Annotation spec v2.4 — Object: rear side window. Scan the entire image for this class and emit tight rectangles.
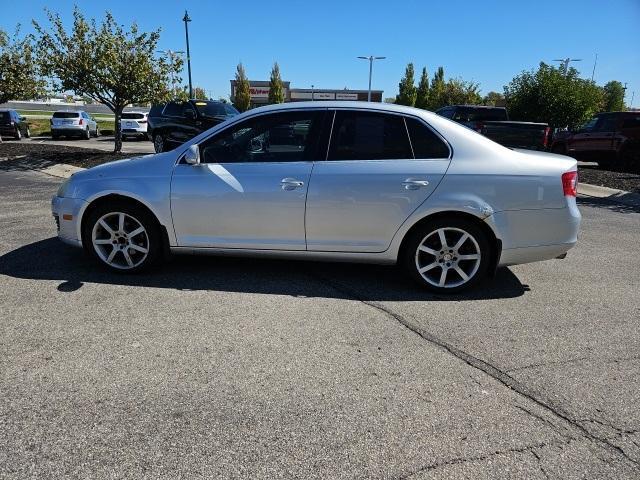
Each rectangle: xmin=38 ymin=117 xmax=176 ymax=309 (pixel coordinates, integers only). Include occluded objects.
xmin=594 ymin=116 xmax=618 ymax=132
xmin=53 ymin=112 xmax=80 ymax=118
xmin=405 ymin=118 xmax=450 ymax=159
xmin=327 ymin=111 xmax=412 ymax=160
xmin=122 ymin=112 xmax=146 ymax=120
xmin=163 ymin=102 xmax=185 ymax=117
xmin=622 ymin=116 xmax=640 ymax=129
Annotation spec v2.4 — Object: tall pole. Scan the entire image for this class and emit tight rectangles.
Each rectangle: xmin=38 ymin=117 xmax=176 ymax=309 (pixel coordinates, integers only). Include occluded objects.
xmin=358 ymin=56 xmax=385 ymax=102
xmin=368 ymin=57 xmax=373 ymax=102
xmin=591 ymin=53 xmax=598 ymax=82
xmin=183 ymin=10 xmax=193 ymax=99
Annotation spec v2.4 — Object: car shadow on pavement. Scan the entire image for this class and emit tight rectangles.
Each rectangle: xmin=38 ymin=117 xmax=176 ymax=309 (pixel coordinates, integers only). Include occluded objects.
xmin=0 ymin=238 xmax=528 ymax=302
xmin=577 ymin=196 xmax=640 ymax=214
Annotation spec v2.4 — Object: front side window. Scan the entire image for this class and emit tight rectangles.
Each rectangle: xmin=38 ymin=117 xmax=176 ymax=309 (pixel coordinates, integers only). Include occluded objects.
xmin=594 ymin=116 xmax=618 ymax=132
xmin=327 ymin=111 xmax=412 ymax=160
xmin=163 ymin=102 xmax=185 ymax=117
xmin=405 ymin=117 xmax=450 ymax=159
xmin=199 ymin=111 xmax=324 ymax=164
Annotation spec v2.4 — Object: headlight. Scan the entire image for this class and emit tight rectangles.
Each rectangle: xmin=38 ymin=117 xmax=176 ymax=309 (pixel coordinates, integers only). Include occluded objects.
xmin=57 ymin=178 xmax=71 ymax=198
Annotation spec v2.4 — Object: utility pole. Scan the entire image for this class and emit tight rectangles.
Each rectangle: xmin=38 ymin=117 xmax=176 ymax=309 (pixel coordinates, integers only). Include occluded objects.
xmin=183 ymin=10 xmax=193 ymax=99
xmin=311 ymin=85 xmax=314 ymax=101
xmin=591 ymin=53 xmax=598 ymax=82
xmin=553 ymin=57 xmax=582 ymax=75
xmin=357 ymin=56 xmax=386 ymax=101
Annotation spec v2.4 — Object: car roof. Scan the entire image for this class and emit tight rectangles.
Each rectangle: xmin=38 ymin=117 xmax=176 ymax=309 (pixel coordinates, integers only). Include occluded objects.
xmin=243 ymin=101 xmax=444 ymax=120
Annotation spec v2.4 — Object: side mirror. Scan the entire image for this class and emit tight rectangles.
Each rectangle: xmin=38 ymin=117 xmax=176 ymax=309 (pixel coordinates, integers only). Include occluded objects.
xmin=183 ymin=144 xmax=201 ymax=165
xmin=184 ymin=109 xmax=196 ymax=120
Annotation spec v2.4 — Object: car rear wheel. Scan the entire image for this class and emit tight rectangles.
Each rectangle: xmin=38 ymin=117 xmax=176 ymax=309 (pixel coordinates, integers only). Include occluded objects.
xmin=153 ymin=133 xmax=165 ymax=153
xmin=94 ymin=126 xmax=100 ymax=137
xmin=83 ymin=127 xmax=91 ymax=140
xmin=83 ymin=202 xmax=162 ymax=273
xmin=14 ymin=127 xmax=22 ymax=140
xmin=402 ymin=218 xmax=490 ymax=293
xmin=24 ymin=126 xmax=30 ymax=138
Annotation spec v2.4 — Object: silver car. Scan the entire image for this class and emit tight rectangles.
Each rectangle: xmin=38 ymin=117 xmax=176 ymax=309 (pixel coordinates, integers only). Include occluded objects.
xmin=51 ymin=102 xmax=581 ymax=292
xmin=51 ymin=110 xmax=99 ymax=140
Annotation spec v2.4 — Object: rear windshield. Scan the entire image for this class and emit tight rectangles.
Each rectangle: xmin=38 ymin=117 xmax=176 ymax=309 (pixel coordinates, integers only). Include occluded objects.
xmin=53 ymin=112 xmax=80 ymax=118
xmin=457 ymin=108 xmax=507 ymax=122
xmin=122 ymin=112 xmax=146 ymax=119
xmin=193 ymin=101 xmax=238 ymax=118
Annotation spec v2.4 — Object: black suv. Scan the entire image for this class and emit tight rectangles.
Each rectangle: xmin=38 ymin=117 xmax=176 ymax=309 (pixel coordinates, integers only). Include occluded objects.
xmin=147 ymin=99 xmax=239 ymax=153
xmin=0 ymin=109 xmax=30 ymax=140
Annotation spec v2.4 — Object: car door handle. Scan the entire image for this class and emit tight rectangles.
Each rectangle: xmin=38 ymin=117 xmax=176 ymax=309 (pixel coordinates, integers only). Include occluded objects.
xmin=402 ymin=178 xmax=430 ymax=190
xmin=281 ymin=178 xmax=305 ymax=190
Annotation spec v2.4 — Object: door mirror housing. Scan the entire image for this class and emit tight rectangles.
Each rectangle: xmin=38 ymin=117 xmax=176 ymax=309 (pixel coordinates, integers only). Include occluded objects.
xmin=184 ymin=144 xmax=201 ymax=165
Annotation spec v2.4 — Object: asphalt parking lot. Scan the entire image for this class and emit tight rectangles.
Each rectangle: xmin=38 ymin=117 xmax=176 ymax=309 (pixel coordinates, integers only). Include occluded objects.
xmin=1 ymin=168 xmax=639 ymax=479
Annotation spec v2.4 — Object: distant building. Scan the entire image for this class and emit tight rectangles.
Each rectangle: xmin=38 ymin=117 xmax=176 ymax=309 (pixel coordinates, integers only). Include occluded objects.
xmin=230 ymin=80 xmax=383 ymax=108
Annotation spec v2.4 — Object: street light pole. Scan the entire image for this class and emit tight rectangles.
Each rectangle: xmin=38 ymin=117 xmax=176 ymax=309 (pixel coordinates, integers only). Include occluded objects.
xmin=182 ymin=10 xmax=193 ymax=99
xmin=358 ymin=56 xmax=386 ymax=102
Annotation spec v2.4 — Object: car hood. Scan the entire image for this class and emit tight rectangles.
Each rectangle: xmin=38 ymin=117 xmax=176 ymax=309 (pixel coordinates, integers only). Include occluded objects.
xmin=73 ymin=152 xmax=176 ymax=180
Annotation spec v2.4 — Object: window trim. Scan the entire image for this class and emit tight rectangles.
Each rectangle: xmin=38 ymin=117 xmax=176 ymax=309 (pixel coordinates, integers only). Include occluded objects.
xmin=191 ymin=109 xmax=328 ymax=165
xmin=323 ymin=109 xmax=452 ymax=162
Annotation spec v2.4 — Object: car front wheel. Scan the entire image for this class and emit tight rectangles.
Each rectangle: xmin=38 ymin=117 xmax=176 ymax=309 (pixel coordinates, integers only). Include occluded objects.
xmin=402 ymin=218 xmax=490 ymax=293
xmin=83 ymin=202 xmax=162 ymax=273
xmin=14 ymin=127 xmax=22 ymax=140
xmin=153 ymin=133 xmax=165 ymax=153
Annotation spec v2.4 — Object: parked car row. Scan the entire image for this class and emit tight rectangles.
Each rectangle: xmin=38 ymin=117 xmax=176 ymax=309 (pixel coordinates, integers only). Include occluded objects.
xmin=0 ymin=109 xmax=30 ymax=140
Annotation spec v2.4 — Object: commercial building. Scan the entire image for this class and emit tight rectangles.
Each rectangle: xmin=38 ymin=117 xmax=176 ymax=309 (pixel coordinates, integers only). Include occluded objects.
xmin=230 ymin=80 xmax=383 ymax=108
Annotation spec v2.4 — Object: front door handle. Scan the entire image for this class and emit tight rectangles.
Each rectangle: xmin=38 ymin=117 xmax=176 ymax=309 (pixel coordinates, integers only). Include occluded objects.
xmin=402 ymin=178 xmax=430 ymax=190
xmin=281 ymin=178 xmax=305 ymax=190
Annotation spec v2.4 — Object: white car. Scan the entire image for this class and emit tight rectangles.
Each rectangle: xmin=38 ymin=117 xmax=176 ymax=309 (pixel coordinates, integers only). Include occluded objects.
xmin=51 ymin=102 xmax=581 ymax=293
xmin=119 ymin=112 xmax=149 ymax=140
xmin=50 ymin=111 xmax=99 ymax=140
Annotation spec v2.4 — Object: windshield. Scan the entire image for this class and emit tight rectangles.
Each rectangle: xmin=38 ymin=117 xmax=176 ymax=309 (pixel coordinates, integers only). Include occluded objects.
xmin=53 ymin=112 xmax=80 ymax=118
xmin=193 ymin=101 xmax=238 ymax=118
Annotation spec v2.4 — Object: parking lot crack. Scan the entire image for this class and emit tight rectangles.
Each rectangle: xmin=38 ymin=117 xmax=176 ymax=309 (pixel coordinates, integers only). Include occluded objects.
xmin=309 ymin=274 xmax=640 ymax=472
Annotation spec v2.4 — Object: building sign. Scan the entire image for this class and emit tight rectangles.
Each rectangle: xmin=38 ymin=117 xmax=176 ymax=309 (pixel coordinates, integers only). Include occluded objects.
xmin=314 ymin=92 xmax=335 ymax=100
xmin=336 ymin=93 xmax=358 ymax=100
xmin=249 ymin=87 xmax=270 ymax=98
xmin=290 ymin=91 xmax=335 ymax=100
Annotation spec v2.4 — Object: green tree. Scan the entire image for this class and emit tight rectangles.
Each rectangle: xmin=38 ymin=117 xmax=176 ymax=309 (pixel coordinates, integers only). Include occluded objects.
xmin=441 ymin=78 xmax=481 ymax=106
xmin=396 ymin=63 xmax=417 ymax=106
xmin=233 ymin=63 xmax=250 ymax=112
xmin=415 ymin=67 xmax=430 ymax=109
xmin=192 ymin=86 xmax=207 ymax=100
xmin=602 ymin=81 xmax=625 ymax=112
xmin=428 ymin=66 xmax=446 ymax=110
xmin=504 ymin=62 xmax=604 ymax=129
xmin=33 ymin=8 xmax=181 ymax=152
xmin=483 ymin=91 xmax=505 ymax=106
xmin=0 ymin=27 xmax=44 ymax=104
xmin=268 ymin=62 xmax=285 ymax=104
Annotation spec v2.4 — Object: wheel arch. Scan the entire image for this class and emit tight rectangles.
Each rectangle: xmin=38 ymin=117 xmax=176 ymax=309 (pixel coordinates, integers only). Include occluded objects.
xmin=397 ymin=210 xmax=502 ymax=277
xmin=79 ymin=193 xmax=171 ymax=258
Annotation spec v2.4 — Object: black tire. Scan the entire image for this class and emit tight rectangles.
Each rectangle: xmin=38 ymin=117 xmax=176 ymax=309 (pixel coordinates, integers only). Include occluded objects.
xmin=83 ymin=127 xmax=91 ymax=140
xmin=94 ymin=126 xmax=100 ymax=138
xmin=82 ymin=200 xmax=163 ymax=273
xmin=51 ymin=133 xmax=59 ymax=140
xmin=14 ymin=127 xmax=22 ymax=140
xmin=401 ymin=217 xmax=491 ymax=294
xmin=24 ymin=126 xmax=30 ymax=138
xmin=620 ymin=146 xmax=640 ymax=173
xmin=153 ymin=133 xmax=166 ymax=153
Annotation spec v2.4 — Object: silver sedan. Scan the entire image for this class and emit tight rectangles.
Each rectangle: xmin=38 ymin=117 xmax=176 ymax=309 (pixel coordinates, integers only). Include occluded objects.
xmin=51 ymin=102 xmax=581 ymax=293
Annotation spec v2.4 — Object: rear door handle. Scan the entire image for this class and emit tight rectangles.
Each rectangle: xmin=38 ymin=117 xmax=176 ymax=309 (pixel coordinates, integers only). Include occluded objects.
xmin=281 ymin=178 xmax=305 ymax=190
xmin=402 ymin=178 xmax=430 ymax=190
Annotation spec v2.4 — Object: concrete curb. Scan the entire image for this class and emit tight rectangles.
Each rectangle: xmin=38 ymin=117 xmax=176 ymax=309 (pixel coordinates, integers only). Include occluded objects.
xmin=578 ymin=183 xmax=640 ymax=208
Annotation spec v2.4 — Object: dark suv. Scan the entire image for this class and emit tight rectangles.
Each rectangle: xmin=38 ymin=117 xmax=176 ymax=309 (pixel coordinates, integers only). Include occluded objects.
xmin=0 ymin=109 xmax=30 ymax=140
xmin=147 ymin=99 xmax=239 ymax=153
xmin=551 ymin=111 xmax=640 ymax=171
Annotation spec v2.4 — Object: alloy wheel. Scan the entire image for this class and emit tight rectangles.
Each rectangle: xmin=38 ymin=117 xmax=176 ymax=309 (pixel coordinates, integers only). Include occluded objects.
xmin=414 ymin=227 xmax=482 ymax=289
xmin=154 ymin=134 xmax=164 ymax=153
xmin=91 ymin=212 xmax=150 ymax=270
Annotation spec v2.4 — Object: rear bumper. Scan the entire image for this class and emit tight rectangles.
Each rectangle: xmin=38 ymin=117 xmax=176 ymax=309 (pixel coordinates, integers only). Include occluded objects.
xmin=51 ymin=196 xmax=86 ymax=248
xmin=51 ymin=126 xmax=86 ymax=136
xmin=489 ymin=199 xmax=581 ymax=267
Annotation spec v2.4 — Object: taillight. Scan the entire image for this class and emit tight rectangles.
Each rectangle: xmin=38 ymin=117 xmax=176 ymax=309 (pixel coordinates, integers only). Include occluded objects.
xmin=79 ymin=118 xmax=83 ymax=125
xmin=562 ymin=171 xmax=578 ymax=197
xmin=543 ymin=127 xmax=551 ymax=148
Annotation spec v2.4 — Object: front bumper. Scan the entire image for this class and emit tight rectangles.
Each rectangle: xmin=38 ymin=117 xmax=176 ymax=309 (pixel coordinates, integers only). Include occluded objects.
xmin=51 ymin=196 xmax=87 ymax=247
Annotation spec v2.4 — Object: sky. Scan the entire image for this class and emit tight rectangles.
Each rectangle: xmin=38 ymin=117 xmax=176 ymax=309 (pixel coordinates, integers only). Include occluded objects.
xmin=2 ymin=0 xmax=639 ymax=106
